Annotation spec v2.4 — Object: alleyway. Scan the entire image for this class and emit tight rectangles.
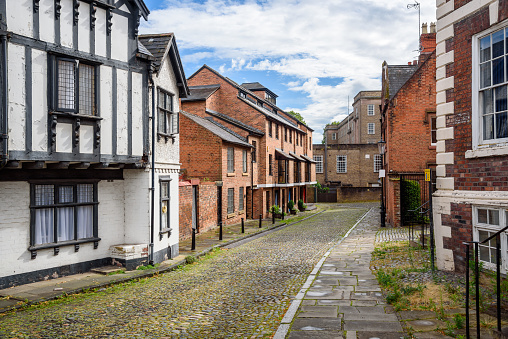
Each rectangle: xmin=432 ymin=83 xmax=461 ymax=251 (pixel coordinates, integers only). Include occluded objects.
xmin=0 ymin=204 xmax=373 ymax=338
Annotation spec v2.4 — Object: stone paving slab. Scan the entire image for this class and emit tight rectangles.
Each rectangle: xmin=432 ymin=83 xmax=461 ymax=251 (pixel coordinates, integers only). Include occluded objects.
xmin=291 ymin=318 xmax=342 ymax=331
xmin=344 ymin=320 xmax=403 ymax=332
xmin=297 ymin=306 xmax=339 ymax=318
xmin=357 ymin=331 xmax=406 ymax=339
xmin=288 ymin=331 xmax=343 ymax=339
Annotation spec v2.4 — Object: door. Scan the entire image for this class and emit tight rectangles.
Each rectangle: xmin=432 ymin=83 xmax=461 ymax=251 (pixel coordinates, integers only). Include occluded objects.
xmin=217 ymin=186 xmax=222 ymax=225
xmin=192 ymin=185 xmax=198 ymax=232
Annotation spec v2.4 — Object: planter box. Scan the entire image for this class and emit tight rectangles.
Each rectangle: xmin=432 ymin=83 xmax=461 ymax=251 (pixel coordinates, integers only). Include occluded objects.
xmin=290 ymin=209 xmax=298 ymax=215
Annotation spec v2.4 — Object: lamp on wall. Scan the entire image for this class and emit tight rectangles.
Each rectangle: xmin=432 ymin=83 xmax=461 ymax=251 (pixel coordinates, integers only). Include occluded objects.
xmin=378 ymin=139 xmax=386 ymax=227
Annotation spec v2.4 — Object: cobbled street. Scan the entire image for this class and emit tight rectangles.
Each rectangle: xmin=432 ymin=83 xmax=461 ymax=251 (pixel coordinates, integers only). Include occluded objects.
xmin=0 ymin=204 xmax=372 ymax=339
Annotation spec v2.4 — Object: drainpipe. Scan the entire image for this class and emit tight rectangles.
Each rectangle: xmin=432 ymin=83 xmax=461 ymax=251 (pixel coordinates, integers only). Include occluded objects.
xmin=0 ymin=35 xmax=8 ymax=169
xmin=251 ymin=141 xmax=254 ymax=219
xmin=149 ymin=66 xmax=155 ymax=265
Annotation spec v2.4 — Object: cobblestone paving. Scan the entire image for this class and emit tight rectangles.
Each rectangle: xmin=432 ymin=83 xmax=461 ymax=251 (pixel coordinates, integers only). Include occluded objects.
xmin=375 ymin=225 xmax=421 ymax=243
xmin=0 ymin=204 xmax=372 ymax=339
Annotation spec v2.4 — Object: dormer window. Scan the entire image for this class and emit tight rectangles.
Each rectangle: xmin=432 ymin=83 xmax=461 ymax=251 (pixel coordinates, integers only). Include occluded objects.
xmin=158 ymin=89 xmax=178 ymax=139
xmin=257 ymin=100 xmax=263 ymax=107
xmin=239 ymin=91 xmax=247 ymax=99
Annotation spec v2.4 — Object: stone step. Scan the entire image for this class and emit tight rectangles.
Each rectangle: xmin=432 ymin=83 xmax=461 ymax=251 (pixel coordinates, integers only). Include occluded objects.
xmin=90 ymin=266 xmax=125 ymax=275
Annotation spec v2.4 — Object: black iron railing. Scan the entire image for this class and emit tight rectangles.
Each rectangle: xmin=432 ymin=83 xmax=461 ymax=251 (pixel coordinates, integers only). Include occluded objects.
xmin=464 ymin=224 xmax=508 ymax=338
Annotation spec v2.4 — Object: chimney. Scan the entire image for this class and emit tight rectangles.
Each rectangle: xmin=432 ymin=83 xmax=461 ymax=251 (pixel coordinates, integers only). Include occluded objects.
xmin=422 ymin=22 xmax=428 ymax=34
xmin=408 ymin=62 xmax=412 ymax=65
xmin=413 ymin=60 xmax=418 ymax=65
xmin=430 ymin=22 xmax=436 ymax=33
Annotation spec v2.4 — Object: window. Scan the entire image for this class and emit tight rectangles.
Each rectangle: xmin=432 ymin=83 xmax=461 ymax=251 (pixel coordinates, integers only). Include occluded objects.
xmin=474 ymin=207 xmax=508 ymax=272
xmin=289 ymin=130 xmax=292 ymax=143
xmin=309 ymin=137 xmax=311 ymax=149
xmin=239 ymin=187 xmax=244 ymax=211
xmin=314 ymin=155 xmax=323 ymax=173
xmin=31 ymin=183 xmax=97 ymax=246
xmin=239 ymin=91 xmax=247 ymax=98
xmin=332 ymin=133 xmax=337 ymax=140
xmin=227 ymin=188 xmax=235 ymax=214
xmin=374 ymin=154 xmax=382 ymax=172
xmin=242 ymin=149 xmax=248 ymax=173
xmin=475 ymin=27 xmax=508 ymax=145
xmin=56 ymin=58 xmax=96 ymax=115
xmin=368 ymin=104 xmax=375 ymax=116
xmin=252 ymin=141 xmax=257 ymax=162
xmin=296 ymin=133 xmax=299 ymax=146
xmin=300 ymin=134 xmax=303 ymax=146
xmin=368 ymin=123 xmax=375 ymax=135
xmin=285 ymin=127 xmax=288 ymax=142
xmin=269 ymin=154 xmax=273 ymax=176
xmin=275 ymin=124 xmax=279 ymax=139
xmin=266 ymin=191 xmax=270 ymax=212
xmin=257 ymin=100 xmax=263 ymax=107
xmin=336 ymin=155 xmax=347 ymax=173
xmin=160 ymin=180 xmax=170 ymax=231
xmin=269 ymin=121 xmax=272 ymax=137
xmin=431 ymin=116 xmax=437 ymax=145
xmin=158 ymin=89 xmax=178 ymax=136
xmin=227 ymin=147 xmax=235 ymax=173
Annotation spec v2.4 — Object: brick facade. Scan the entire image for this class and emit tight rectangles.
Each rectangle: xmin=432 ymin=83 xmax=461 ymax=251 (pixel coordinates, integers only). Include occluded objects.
xmin=179 ymin=181 xmax=218 ymax=241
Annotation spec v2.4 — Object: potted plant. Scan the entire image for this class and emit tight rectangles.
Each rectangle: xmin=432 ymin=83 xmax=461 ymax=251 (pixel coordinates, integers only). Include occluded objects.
xmin=288 ymin=200 xmax=298 ymax=215
xmin=297 ymin=199 xmax=307 ymax=212
xmin=270 ymin=205 xmax=282 ymax=219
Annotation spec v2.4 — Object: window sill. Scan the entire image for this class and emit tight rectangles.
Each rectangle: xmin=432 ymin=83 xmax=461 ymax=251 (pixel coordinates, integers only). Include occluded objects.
xmin=28 ymin=237 xmax=101 ymax=259
xmin=227 ymin=213 xmax=236 ymax=219
xmin=157 ymin=132 xmax=176 ymax=143
xmin=50 ymin=111 xmax=103 ymax=120
xmin=227 ymin=173 xmax=235 ymax=177
xmin=466 ymin=144 xmax=508 ymax=159
xmin=159 ymin=227 xmax=172 ymax=240
xmin=242 ymin=173 xmax=249 ymax=176
xmin=239 ymin=210 xmax=244 ymax=215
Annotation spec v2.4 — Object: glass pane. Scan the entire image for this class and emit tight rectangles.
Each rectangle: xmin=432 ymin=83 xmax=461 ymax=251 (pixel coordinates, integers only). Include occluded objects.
xmin=480 ymin=245 xmax=490 ymax=262
xmin=58 ymin=60 xmax=75 ymax=109
xmin=479 ymin=230 xmax=490 ymax=242
xmin=161 ymin=201 xmax=168 ymax=229
xmin=490 ymin=248 xmax=498 ymax=264
xmin=493 ymin=30 xmax=504 ymax=58
xmin=34 ymin=208 xmax=54 ymax=244
xmin=493 ymin=58 xmax=505 ymax=85
xmin=161 ymin=182 xmax=168 ymax=198
xmin=158 ymin=111 xmax=165 ymax=133
xmin=495 ymin=85 xmax=507 ymax=112
xmin=79 ymin=64 xmax=95 ymax=115
xmin=77 ymin=184 xmax=93 ymax=203
xmin=171 ymin=113 xmax=178 ymax=134
xmin=77 ymin=205 xmax=93 ymax=238
xmin=496 ymin=112 xmax=508 ymax=138
xmin=480 ymin=35 xmax=491 ymax=62
xmin=480 ymin=62 xmax=491 ymax=88
xmin=478 ymin=209 xmax=488 ymax=224
xmin=481 ymin=89 xmax=494 ymax=114
xmin=484 ymin=114 xmax=494 ymax=140
xmin=57 ymin=207 xmax=74 ymax=241
xmin=489 ymin=209 xmax=500 ymax=225
xmin=35 ymin=185 xmax=54 ymax=205
xmin=59 ymin=186 xmax=74 ymax=203
xmin=158 ymin=92 xmax=165 ymax=108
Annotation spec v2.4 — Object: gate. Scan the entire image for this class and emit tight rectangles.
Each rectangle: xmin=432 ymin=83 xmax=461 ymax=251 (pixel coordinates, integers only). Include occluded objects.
xmin=399 ymin=173 xmax=435 ymax=226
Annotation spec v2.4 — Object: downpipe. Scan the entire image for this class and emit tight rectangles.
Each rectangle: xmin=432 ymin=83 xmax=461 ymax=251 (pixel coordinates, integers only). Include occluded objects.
xmin=0 ymin=34 xmax=8 ymax=169
xmin=148 ymin=70 xmax=155 ymax=265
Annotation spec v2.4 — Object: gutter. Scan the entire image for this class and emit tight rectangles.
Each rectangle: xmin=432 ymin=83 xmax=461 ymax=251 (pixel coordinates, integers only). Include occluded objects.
xmin=0 ymin=34 xmax=8 ymax=169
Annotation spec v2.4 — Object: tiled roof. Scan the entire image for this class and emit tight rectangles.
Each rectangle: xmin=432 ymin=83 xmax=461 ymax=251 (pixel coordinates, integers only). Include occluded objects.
xmin=386 ymin=65 xmax=418 ymax=99
xmin=205 ymin=109 xmax=264 ymax=136
xmin=204 ymin=117 xmax=248 ymax=142
xmin=181 ymin=111 xmax=253 ymax=148
xmin=183 ymin=85 xmax=220 ymax=102
xmin=241 ymin=82 xmax=265 ymax=90
xmin=275 ymin=148 xmax=292 ymax=160
xmin=137 ymin=40 xmax=153 ymax=58
xmin=138 ymin=33 xmax=173 ymax=72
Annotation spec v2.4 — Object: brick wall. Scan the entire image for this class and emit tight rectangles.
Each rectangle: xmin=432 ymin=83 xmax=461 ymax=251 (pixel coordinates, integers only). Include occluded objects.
xmin=179 ymin=181 xmax=218 ymax=241
xmin=441 ymin=203 xmax=472 ymax=273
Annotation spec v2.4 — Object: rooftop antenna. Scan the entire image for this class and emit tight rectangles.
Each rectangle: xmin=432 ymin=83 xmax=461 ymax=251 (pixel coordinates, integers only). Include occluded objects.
xmin=407 ymin=0 xmax=422 ymax=52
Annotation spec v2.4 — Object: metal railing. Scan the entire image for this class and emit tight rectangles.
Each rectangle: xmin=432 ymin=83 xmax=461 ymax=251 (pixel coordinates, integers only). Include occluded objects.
xmin=464 ymin=224 xmax=508 ymax=338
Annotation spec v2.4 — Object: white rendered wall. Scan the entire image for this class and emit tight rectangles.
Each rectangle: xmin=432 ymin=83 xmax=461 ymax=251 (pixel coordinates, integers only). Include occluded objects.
xmin=32 ymin=49 xmax=48 ymax=153
xmin=111 ymin=15 xmax=129 ymax=63
xmin=95 ymin=8 xmax=107 ymax=58
xmin=123 ymin=170 xmax=150 ymax=244
xmin=132 ymin=72 xmax=143 ymax=157
xmin=6 ymin=0 xmax=33 ymax=38
xmin=56 ymin=123 xmax=72 ymax=153
xmin=39 ymin=0 xmax=55 ymax=43
xmin=116 ymin=69 xmax=129 ymax=156
xmin=79 ymin=125 xmax=94 ymax=154
xmin=78 ymin=2 xmax=90 ymax=54
xmin=7 ymin=43 xmax=26 ymax=152
xmin=60 ymin=0 xmax=74 ymax=49
xmin=100 ymin=65 xmax=113 ymax=155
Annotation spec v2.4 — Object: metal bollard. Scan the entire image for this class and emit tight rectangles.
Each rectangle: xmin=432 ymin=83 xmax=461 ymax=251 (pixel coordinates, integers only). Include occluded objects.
xmin=219 ymin=222 xmax=223 ymax=240
xmin=241 ymin=218 xmax=244 ymax=234
xmin=191 ymin=228 xmax=196 ymax=251
xmin=282 ymin=211 xmax=284 ymax=220
xmin=259 ymin=214 xmax=262 ymax=228
xmin=272 ymin=212 xmax=275 ymax=224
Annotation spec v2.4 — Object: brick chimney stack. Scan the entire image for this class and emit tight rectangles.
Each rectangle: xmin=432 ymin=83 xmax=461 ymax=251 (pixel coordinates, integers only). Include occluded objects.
xmin=419 ymin=22 xmax=436 ymax=63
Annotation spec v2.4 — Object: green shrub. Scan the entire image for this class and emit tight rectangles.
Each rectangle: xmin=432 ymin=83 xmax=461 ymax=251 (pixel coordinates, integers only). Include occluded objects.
xmin=270 ymin=205 xmax=281 ymax=214
xmin=288 ymin=200 xmax=295 ymax=211
xmin=297 ymin=199 xmax=306 ymax=210
xmin=313 ymin=182 xmax=329 ymax=193
xmin=401 ymin=179 xmax=422 ymax=223
xmin=185 ymin=255 xmax=196 ymax=264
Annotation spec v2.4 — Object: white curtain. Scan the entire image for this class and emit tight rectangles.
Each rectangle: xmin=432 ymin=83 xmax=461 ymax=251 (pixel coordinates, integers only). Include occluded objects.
xmin=34 ymin=208 xmax=54 ymax=244
xmin=77 ymin=206 xmax=93 ymax=239
xmin=57 ymin=207 xmax=74 ymax=241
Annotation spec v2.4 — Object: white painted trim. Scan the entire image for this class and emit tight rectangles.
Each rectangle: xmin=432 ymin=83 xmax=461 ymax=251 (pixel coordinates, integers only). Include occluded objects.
xmin=465 ymin=144 xmax=508 ymax=158
xmin=255 ymin=182 xmax=316 ymax=189
xmin=490 ymin=1 xmax=499 ymax=25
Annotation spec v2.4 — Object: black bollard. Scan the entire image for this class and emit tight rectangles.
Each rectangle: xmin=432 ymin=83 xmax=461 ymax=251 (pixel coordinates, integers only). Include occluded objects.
xmin=272 ymin=212 xmax=275 ymax=224
xmin=259 ymin=214 xmax=262 ymax=228
xmin=241 ymin=218 xmax=244 ymax=233
xmin=191 ymin=227 xmax=196 ymax=250
xmin=282 ymin=211 xmax=284 ymax=220
xmin=219 ymin=222 xmax=223 ymax=240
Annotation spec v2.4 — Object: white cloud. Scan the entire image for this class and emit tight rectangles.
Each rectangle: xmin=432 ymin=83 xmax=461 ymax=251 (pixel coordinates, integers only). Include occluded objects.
xmin=141 ymin=0 xmax=436 ymax=136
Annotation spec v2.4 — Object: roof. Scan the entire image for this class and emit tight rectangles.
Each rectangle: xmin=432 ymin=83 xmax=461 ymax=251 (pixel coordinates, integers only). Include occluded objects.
xmin=138 ymin=33 xmax=190 ymax=97
xmin=385 ymin=64 xmax=418 ymax=100
xmin=130 ymin=0 xmax=150 ymax=20
xmin=300 ymin=154 xmax=317 ymax=163
xmin=182 ymin=85 xmax=221 ymax=102
xmin=137 ymin=40 xmax=153 ymax=59
xmin=288 ymin=152 xmax=304 ymax=162
xmin=241 ymin=82 xmax=278 ymax=98
xmin=181 ymin=111 xmax=253 ymax=148
xmin=275 ymin=148 xmax=292 ymax=160
xmin=205 ymin=109 xmax=264 ymax=136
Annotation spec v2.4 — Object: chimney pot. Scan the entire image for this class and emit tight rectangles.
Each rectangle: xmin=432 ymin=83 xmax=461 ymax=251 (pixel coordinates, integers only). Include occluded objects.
xmin=422 ymin=22 xmax=428 ymax=34
xmin=408 ymin=62 xmax=412 ymax=65
xmin=430 ymin=22 xmax=436 ymax=33
xmin=413 ymin=60 xmax=418 ymax=65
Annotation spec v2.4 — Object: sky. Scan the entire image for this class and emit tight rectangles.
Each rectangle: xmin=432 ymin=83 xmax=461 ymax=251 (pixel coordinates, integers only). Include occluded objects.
xmin=139 ymin=0 xmax=437 ymax=142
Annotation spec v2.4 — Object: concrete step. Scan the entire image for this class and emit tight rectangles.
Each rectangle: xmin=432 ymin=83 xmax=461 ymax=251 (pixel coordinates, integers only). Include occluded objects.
xmin=90 ymin=266 xmax=125 ymax=275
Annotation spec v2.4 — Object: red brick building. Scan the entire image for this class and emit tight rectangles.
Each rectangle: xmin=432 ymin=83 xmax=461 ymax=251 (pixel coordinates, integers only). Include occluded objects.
xmin=181 ymin=65 xmax=316 ymax=223
xmin=434 ymin=0 xmax=508 ymax=273
xmin=380 ymin=24 xmax=437 ymax=227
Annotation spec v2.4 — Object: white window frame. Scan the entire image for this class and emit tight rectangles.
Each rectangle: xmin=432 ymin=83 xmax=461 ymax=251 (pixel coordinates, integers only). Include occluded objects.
xmin=471 ymin=22 xmax=508 ymax=153
xmin=374 ymin=154 xmax=382 ymax=172
xmin=314 ymin=155 xmax=323 ymax=173
xmin=332 ymin=133 xmax=337 ymax=140
xmin=367 ymin=104 xmax=375 ymax=116
xmin=242 ymin=149 xmax=248 ymax=173
xmin=430 ymin=116 xmax=437 ymax=146
xmin=367 ymin=123 xmax=375 ymax=135
xmin=473 ymin=206 xmax=508 ymax=273
xmin=227 ymin=147 xmax=235 ymax=173
xmin=336 ymin=155 xmax=347 ymax=173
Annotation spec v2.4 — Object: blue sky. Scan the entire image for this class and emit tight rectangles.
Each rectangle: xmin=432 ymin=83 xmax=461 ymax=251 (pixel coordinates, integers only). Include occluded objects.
xmin=140 ymin=0 xmax=436 ymax=141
